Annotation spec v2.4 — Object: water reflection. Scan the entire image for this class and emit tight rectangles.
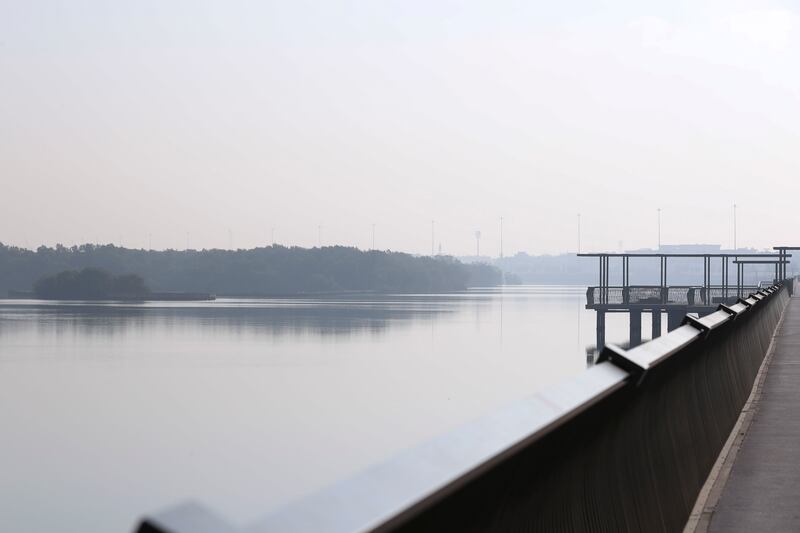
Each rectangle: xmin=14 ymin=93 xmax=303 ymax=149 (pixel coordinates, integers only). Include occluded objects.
xmin=0 ymin=286 xmax=620 ymax=533
xmin=0 ymin=299 xmax=459 ymax=339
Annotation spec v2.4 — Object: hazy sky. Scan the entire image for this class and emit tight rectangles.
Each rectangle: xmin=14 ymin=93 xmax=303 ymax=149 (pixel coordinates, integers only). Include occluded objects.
xmin=2 ymin=1 xmax=799 ymax=255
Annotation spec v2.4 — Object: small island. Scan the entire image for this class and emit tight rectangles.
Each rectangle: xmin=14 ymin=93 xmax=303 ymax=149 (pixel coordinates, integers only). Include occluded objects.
xmin=34 ymin=268 xmax=150 ymax=299
xmin=33 ymin=267 xmax=214 ymax=301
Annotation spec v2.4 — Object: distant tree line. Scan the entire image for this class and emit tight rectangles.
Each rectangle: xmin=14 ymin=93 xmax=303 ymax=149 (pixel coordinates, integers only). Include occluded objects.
xmin=34 ymin=268 xmax=149 ymax=299
xmin=0 ymin=243 xmax=507 ymax=296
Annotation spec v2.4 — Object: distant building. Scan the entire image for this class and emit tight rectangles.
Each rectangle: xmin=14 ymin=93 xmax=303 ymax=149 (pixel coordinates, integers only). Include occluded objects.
xmin=624 ymin=244 xmax=723 ymax=254
xmin=658 ymin=244 xmax=722 ymax=254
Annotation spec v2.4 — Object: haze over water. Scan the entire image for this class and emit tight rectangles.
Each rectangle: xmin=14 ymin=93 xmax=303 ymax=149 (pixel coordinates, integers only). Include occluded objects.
xmin=0 ymin=286 xmax=637 ymax=532
xmin=4 ymin=2 xmax=800 ymax=532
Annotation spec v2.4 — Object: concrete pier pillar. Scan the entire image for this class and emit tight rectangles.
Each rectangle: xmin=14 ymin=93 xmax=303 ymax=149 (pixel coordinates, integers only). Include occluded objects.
xmin=629 ymin=310 xmax=642 ymax=348
xmin=651 ymin=310 xmax=662 ymax=339
xmin=596 ymin=311 xmax=606 ymax=350
xmin=667 ymin=309 xmax=684 ymax=331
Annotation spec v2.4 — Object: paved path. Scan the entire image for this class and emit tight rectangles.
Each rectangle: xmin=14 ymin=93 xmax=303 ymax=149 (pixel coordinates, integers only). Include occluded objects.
xmin=709 ymin=296 xmax=800 ymax=532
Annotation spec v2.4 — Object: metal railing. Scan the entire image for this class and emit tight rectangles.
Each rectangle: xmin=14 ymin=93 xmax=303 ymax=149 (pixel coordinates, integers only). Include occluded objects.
xmin=137 ymin=282 xmax=791 ymax=533
xmin=587 ymin=285 xmax=761 ymax=306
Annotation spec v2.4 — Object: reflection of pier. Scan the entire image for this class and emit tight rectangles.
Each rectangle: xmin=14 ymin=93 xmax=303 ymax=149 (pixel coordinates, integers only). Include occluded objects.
xmin=580 ymin=252 xmax=790 ymax=349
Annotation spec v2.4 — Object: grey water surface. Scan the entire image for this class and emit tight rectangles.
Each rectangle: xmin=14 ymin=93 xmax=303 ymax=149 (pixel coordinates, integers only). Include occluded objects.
xmin=0 ymin=286 xmax=636 ymax=532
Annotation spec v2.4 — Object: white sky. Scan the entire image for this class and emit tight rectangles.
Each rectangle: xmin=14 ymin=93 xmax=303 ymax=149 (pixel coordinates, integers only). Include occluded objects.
xmin=2 ymin=1 xmax=799 ymax=255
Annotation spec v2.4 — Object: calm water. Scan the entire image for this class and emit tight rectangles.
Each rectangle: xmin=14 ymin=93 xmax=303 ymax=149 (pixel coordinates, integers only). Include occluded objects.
xmin=0 ymin=286 xmax=636 ymax=532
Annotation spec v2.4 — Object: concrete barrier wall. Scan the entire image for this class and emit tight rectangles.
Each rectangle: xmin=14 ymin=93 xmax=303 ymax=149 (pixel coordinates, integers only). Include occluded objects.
xmin=137 ymin=284 xmax=790 ymax=533
xmin=387 ymin=287 xmax=788 ymax=533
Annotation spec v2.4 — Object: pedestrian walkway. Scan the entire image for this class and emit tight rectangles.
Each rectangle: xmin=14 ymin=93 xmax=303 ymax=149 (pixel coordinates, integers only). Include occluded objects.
xmin=709 ymin=296 xmax=800 ymax=531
